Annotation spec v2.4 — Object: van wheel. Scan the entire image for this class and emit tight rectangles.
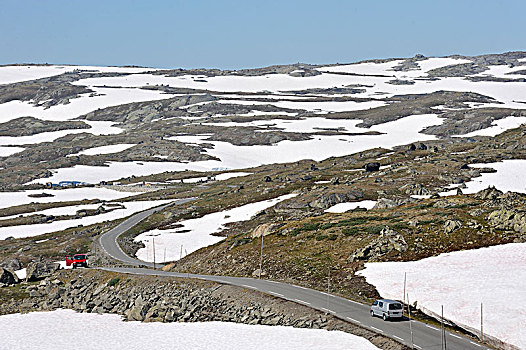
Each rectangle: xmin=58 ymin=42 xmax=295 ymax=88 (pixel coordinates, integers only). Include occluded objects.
xmin=382 ymin=314 xmax=387 ymax=321
xmin=370 ymin=310 xmax=374 ymax=317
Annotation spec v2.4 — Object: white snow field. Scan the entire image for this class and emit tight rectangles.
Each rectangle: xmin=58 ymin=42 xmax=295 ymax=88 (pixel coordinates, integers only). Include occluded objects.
xmin=0 ymin=64 xmax=157 ymax=85
xmin=462 ymin=160 xmax=526 ymax=194
xmin=0 ymin=200 xmax=172 ymax=240
xmin=359 ymin=243 xmax=526 ymax=349
xmin=72 ymin=57 xmax=526 ymax=109
xmin=135 ymin=194 xmax=296 ymax=262
xmin=411 ymin=160 xmax=526 ymax=200
xmin=0 ymin=87 xmax=174 ymax=124
xmin=0 ymin=203 xmax=102 ymax=221
xmin=0 ymin=187 xmax=141 ymax=210
xmin=324 ymin=200 xmax=377 ymax=213
xmin=32 ymin=114 xmax=443 ymax=184
xmin=69 ymin=143 xmax=136 ymax=156
xmin=0 ymin=146 xmax=25 ymax=156
xmin=0 ymin=121 xmax=123 ymax=147
xmin=456 ymin=115 xmax=526 ymax=137
xmin=173 ymin=172 xmax=252 ymax=184
xmin=0 ymin=309 xmax=379 ymax=350
xmin=204 ymin=117 xmax=365 ymax=133
xmin=216 ymin=98 xmax=387 ymax=113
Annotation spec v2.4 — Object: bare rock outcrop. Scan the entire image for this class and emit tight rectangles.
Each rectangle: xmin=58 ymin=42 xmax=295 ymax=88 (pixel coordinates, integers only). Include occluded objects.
xmin=349 ymin=227 xmax=407 ymax=262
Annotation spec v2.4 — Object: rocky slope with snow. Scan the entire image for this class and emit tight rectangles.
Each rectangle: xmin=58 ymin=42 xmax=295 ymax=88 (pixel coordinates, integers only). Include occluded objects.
xmin=1 ymin=52 xmax=526 ymax=349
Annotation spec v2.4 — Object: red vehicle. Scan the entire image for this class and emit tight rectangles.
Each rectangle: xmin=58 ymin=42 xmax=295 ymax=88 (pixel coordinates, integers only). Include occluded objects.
xmin=66 ymin=254 xmax=88 ymax=268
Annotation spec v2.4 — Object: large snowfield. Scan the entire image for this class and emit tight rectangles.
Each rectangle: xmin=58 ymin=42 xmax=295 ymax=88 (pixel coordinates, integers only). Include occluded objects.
xmin=32 ymin=113 xmax=443 ymax=184
xmin=463 ymin=160 xmax=526 ymax=194
xmin=135 ymin=194 xmax=296 ymax=262
xmin=0 ymin=309 xmax=380 ymax=350
xmin=359 ymin=243 xmax=526 ymax=349
xmin=0 ymin=186 xmax=141 ymax=209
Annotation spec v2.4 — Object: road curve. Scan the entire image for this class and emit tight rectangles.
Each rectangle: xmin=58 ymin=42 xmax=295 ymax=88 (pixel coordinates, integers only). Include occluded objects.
xmin=98 ymin=198 xmax=195 ymax=267
xmin=98 ymin=201 xmax=488 ymax=350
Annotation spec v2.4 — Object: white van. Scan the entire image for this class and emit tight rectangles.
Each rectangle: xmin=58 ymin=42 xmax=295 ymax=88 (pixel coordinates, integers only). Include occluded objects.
xmin=370 ymin=299 xmax=403 ymax=320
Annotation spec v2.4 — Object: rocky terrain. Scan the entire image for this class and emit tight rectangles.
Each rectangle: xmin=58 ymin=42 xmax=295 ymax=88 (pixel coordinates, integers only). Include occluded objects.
xmin=0 ymin=117 xmax=89 ymax=136
xmin=1 ymin=51 xmax=526 ymax=348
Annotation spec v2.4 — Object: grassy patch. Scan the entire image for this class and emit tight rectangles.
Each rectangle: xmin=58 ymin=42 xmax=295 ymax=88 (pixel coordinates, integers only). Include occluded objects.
xmin=107 ymin=278 xmax=120 ymax=287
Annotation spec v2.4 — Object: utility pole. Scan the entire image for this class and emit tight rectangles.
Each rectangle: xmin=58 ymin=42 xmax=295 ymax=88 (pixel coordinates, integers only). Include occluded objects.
xmin=440 ymin=305 xmax=446 ymax=350
xmin=403 ymin=272 xmax=407 ymax=317
xmin=326 ymin=267 xmax=331 ymax=314
xmin=152 ymin=237 xmax=156 ymax=269
xmin=258 ymin=232 xmax=264 ymax=279
xmin=408 ymin=293 xmax=414 ymax=350
xmin=481 ymin=303 xmax=484 ymax=342
xmin=180 ymin=245 xmax=183 ymax=260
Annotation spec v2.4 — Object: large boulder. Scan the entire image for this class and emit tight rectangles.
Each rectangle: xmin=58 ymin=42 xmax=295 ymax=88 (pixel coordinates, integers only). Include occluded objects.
xmin=401 ymin=183 xmax=431 ymax=196
xmin=0 ymin=257 xmax=22 ymax=271
xmin=364 ymin=162 xmax=380 ymax=172
xmin=474 ymin=186 xmax=503 ymax=200
xmin=443 ymin=220 xmax=462 ymax=234
xmin=25 ymin=262 xmax=60 ymax=282
xmin=349 ymin=227 xmax=407 ymax=262
xmin=309 ymin=190 xmax=363 ymax=209
xmin=487 ymin=208 xmax=526 ymax=234
xmin=373 ymin=198 xmax=399 ymax=209
xmin=0 ymin=267 xmax=19 ymax=286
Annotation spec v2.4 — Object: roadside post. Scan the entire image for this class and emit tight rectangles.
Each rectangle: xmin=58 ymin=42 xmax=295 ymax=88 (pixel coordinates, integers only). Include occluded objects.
xmin=152 ymin=237 xmax=156 ymax=269
xmin=408 ymin=293 xmax=414 ymax=350
xmin=326 ymin=267 xmax=331 ymax=314
xmin=441 ymin=305 xmax=447 ymax=350
xmin=258 ymin=230 xmax=264 ymax=279
xmin=402 ymin=272 xmax=409 ymax=317
xmin=481 ymin=303 xmax=484 ymax=342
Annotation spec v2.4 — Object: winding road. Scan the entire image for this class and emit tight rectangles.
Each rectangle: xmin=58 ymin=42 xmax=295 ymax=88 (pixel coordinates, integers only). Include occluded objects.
xmin=98 ymin=199 xmax=489 ymax=350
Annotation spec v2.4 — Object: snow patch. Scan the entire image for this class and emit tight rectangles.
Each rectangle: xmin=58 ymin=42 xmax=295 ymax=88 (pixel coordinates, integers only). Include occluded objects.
xmin=0 ymin=200 xmax=172 ymax=240
xmin=69 ymin=143 xmax=136 ymax=156
xmin=0 ymin=309 xmax=379 ymax=350
xmin=135 ymin=194 xmax=296 ymax=262
xmin=359 ymin=243 xmax=526 ymax=349
xmin=456 ymin=116 xmax=526 ymax=137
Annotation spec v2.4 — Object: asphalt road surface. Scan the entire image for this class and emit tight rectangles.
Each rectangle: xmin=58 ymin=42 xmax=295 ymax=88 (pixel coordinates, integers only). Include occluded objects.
xmin=98 ymin=200 xmax=490 ymax=350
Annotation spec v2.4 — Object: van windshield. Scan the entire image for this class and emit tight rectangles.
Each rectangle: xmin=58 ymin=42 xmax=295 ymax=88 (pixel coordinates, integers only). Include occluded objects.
xmin=389 ymin=303 xmax=402 ymax=310
xmin=75 ymin=255 xmax=86 ymax=260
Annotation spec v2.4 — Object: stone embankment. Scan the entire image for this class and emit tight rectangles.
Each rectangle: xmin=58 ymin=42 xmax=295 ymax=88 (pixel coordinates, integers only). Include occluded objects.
xmin=0 ymin=269 xmax=407 ymax=350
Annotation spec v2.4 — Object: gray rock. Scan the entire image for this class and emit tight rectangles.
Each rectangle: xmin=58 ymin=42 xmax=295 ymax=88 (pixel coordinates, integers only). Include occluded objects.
xmin=349 ymin=227 xmax=407 ymax=262
xmin=401 ymin=183 xmax=431 ymax=196
xmin=487 ymin=208 xmax=526 ymax=234
xmin=364 ymin=162 xmax=380 ymax=172
xmin=443 ymin=220 xmax=462 ymax=234
xmin=474 ymin=186 xmax=503 ymax=200
xmin=373 ymin=198 xmax=399 ymax=209
xmin=0 ymin=267 xmax=19 ymax=285
xmin=0 ymin=257 xmax=22 ymax=271
xmin=309 ymin=190 xmax=363 ymax=209
xmin=26 ymin=262 xmax=60 ymax=282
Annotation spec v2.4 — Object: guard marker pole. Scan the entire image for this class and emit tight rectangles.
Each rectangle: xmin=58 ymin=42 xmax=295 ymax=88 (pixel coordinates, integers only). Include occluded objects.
xmin=408 ymin=293 xmax=414 ymax=350
xmin=152 ymin=237 xmax=156 ymax=269
xmin=326 ymin=267 xmax=331 ymax=314
xmin=259 ymin=232 xmax=264 ymax=279
xmin=402 ymin=272 xmax=409 ymax=317
xmin=481 ymin=303 xmax=484 ymax=342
